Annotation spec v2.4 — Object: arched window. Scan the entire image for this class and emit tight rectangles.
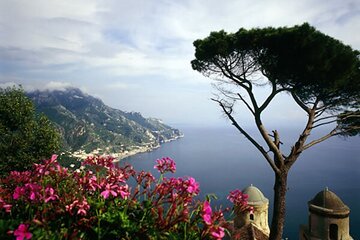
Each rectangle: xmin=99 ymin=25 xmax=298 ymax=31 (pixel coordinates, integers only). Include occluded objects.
xmin=329 ymin=224 xmax=338 ymax=240
xmin=250 ymin=214 xmax=254 ymax=221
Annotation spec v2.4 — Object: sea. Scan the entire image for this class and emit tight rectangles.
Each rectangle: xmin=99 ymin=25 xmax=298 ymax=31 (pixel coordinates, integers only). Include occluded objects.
xmin=120 ymin=126 xmax=360 ymax=239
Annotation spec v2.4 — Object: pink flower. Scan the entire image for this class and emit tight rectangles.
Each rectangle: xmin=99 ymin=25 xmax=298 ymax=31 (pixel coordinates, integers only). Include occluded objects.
xmin=227 ymin=189 xmax=248 ymax=206
xmin=107 ymin=168 xmax=127 ymax=183
xmin=202 ymin=201 xmax=212 ymax=225
xmin=25 ymin=183 xmax=42 ymax=201
xmin=210 ymin=226 xmax=225 ymax=240
xmin=82 ymin=155 xmax=115 ymax=169
xmin=14 ymin=224 xmax=32 ymax=240
xmin=3 ymin=203 xmax=12 ymax=213
xmin=66 ymin=198 xmax=90 ymax=216
xmin=76 ymin=199 xmax=90 ymax=216
xmin=13 ymin=186 xmax=25 ymax=200
xmin=118 ymin=185 xmax=130 ymax=199
xmin=44 ymin=187 xmax=59 ymax=203
xmin=186 ymin=177 xmax=200 ymax=194
xmin=29 ymin=192 xmax=35 ymax=200
xmin=136 ymin=170 xmax=155 ymax=187
xmin=0 ymin=198 xmax=12 ymax=213
xmin=34 ymin=154 xmax=58 ymax=176
xmin=101 ymin=183 xmax=118 ymax=199
xmin=13 ymin=183 xmax=41 ymax=201
xmin=88 ymin=176 xmax=100 ymax=190
xmin=50 ymin=154 xmax=58 ymax=163
xmin=100 ymin=182 xmax=129 ymax=199
xmin=154 ymin=157 xmax=176 ymax=174
xmin=8 ymin=171 xmax=32 ymax=184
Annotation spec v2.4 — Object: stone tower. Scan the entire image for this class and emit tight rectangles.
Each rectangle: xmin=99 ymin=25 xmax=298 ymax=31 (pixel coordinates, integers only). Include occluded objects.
xmin=300 ymin=188 xmax=353 ymax=240
xmin=234 ymin=184 xmax=270 ymax=236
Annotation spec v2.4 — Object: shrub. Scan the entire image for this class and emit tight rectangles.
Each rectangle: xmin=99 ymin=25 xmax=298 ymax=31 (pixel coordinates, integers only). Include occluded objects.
xmin=0 ymin=155 xmax=249 ymax=239
xmin=0 ymin=86 xmax=60 ymax=175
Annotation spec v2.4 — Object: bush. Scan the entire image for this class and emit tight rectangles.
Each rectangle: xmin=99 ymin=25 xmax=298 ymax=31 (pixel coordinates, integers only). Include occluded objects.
xmin=0 ymin=86 xmax=60 ymax=175
xmin=0 ymin=155 xmax=249 ymax=239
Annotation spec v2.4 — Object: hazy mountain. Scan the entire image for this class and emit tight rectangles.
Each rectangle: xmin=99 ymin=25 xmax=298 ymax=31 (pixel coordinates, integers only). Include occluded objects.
xmin=27 ymin=88 xmax=181 ymax=154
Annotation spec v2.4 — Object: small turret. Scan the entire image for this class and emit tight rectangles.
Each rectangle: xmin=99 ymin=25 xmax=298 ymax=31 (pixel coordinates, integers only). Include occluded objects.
xmin=234 ymin=184 xmax=270 ymax=236
xmin=300 ymin=188 xmax=353 ymax=240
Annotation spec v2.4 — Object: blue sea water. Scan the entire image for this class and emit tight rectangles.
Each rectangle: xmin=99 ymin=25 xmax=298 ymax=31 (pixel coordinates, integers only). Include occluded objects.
xmin=120 ymin=126 xmax=360 ymax=239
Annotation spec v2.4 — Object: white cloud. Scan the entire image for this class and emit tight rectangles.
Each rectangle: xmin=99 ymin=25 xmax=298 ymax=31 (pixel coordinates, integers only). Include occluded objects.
xmin=41 ymin=81 xmax=73 ymax=91
xmin=8 ymin=81 xmax=74 ymax=92
xmin=0 ymin=0 xmax=359 ymax=124
xmin=0 ymin=0 xmax=100 ymax=50
xmin=0 ymin=82 xmax=18 ymax=89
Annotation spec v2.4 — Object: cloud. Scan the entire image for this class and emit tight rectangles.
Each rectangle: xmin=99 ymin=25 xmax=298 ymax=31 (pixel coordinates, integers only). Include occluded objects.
xmin=41 ymin=81 xmax=73 ymax=91
xmin=1 ymin=0 xmax=359 ymax=124
xmin=3 ymin=0 xmax=359 ymax=79
xmin=0 ymin=82 xmax=18 ymax=89
xmin=0 ymin=79 xmax=72 ymax=92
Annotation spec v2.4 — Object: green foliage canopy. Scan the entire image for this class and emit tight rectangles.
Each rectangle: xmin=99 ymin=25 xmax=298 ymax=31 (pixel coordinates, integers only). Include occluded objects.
xmin=192 ymin=23 xmax=360 ymax=239
xmin=192 ymin=23 xmax=360 ymax=135
xmin=0 ymin=86 xmax=60 ymax=175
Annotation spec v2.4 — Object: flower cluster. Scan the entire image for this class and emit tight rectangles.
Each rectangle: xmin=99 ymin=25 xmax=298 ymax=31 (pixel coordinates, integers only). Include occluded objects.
xmin=201 ymin=201 xmax=227 ymax=239
xmin=227 ymin=189 xmax=248 ymax=206
xmin=13 ymin=183 xmax=42 ymax=201
xmin=0 ymin=155 xmax=247 ymax=239
xmin=82 ymin=155 xmax=115 ymax=170
xmin=228 ymin=189 xmax=252 ymax=213
xmin=203 ymin=201 xmax=213 ymax=225
xmin=14 ymin=224 xmax=32 ymax=240
xmin=66 ymin=198 xmax=90 ymax=216
xmin=154 ymin=157 xmax=176 ymax=174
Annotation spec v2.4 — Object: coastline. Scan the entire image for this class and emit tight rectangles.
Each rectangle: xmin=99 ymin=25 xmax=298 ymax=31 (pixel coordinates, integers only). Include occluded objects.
xmin=113 ymin=134 xmax=184 ymax=162
xmin=69 ymin=134 xmax=184 ymax=162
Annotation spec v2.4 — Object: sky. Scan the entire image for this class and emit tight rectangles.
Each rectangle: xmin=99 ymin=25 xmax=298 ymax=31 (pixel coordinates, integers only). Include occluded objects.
xmin=0 ymin=0 xmax=359 ymax=127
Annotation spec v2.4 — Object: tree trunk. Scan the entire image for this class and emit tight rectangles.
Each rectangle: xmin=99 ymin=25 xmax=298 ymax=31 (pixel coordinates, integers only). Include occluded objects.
xmin=269 ymin=171 xmax=288 ymax=240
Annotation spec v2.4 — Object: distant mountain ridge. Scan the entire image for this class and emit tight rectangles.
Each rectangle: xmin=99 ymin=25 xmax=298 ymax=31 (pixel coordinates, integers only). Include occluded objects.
xmin=27 ymin=88 xmax=182 ymax=156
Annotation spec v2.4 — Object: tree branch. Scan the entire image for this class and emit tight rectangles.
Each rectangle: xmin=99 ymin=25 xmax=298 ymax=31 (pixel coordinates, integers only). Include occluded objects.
xmin=212 ymin=98 xmax=280 ymax=173
xmin=291 ymin=91 xmax=310 ymax=113
xmin=269 ymin=130 xmax=283 ymax=146
xmin=237 ymin=93 xmax=255 ymax=115
xmin=216 ymin=63 xmax=250 ymax=90
xmin=303 ymin=129 xmax=338 ymax=150
xmin=214 ymin=60 xmax=261 ymax=114
xmin=311 ymin=120 xmax=338 ymax=129
xmin=286 ymin=104 xmax=318 ymax=168
xmin=313 ymin=115 xmax=337 ymax=124
xmin=212 ymin=83 xmax=240 ymax=101
xmin=338 ymin=112 xmax=360 ymax=121
xmin=314 ymin=107 xmax=327 ymax=118
xmin=255 ymin=119 xmax=285 ymax=169
xmin=259 ymin=82 xmax=289 ymax=113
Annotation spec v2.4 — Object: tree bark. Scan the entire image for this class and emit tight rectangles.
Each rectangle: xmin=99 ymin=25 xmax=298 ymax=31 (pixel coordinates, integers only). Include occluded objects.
xmin=269 ymin=171 xmax=288 ymax=240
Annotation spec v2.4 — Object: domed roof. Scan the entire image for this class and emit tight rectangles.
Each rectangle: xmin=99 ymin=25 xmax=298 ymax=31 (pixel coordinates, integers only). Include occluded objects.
xmin=242 ymin=184 xmax=269 ymax=206
xmin=309 ymin=188 xmax=350 ymax=216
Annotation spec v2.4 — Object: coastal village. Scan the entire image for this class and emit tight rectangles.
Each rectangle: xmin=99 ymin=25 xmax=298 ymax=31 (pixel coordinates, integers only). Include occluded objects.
xmin=69 ymin=133 xmax=184 ymax=161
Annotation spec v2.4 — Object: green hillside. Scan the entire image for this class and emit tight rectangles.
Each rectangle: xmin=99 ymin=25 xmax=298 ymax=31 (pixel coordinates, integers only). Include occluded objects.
xmin=27 ymin=88 xmax=182 ymax=156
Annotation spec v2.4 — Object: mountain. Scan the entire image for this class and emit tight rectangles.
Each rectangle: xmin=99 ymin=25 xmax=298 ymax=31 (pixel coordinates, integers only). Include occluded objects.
xmin=27 ymin=88 xmax=182 ymax=157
